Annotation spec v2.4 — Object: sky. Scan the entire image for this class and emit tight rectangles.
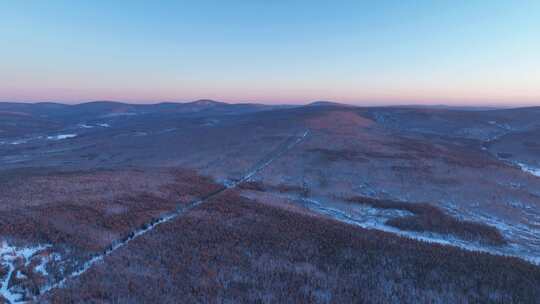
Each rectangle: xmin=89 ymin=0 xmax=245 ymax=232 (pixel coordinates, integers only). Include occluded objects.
xmin=1 ymin=0 xmax=539 ymax=106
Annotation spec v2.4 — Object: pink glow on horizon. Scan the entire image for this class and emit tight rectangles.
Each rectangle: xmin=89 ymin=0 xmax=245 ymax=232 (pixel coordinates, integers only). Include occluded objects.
xmin=3 ymin=70 xmax=539 ymax=107
xmin=0 ymin=92 xmax=538 ymax=107
xmin=2 ymin=88 xmax=539 ymax=107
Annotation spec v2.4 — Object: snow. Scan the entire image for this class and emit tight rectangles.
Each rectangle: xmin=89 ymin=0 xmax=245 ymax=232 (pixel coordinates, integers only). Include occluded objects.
xmin=8 ymin=139 xmax=29 ymax=145
xmin=46 ymin=134 xmax=77 ymax=140
xmin=288 ymin=197 xmax=540 ymax=266
xmin=2 ymin=135 xmax=49 ymax=145
xmin=35 ymin=259 xmax=49 ymax=276
xmin=0 ymin=242 xmax=51 ymax=303
xmin=79 ymin=123 xmax=110 ymax=128
xmin=15 ymin=272 xmax=26 ymax=280
xmin=516 ymin=162 xmax=540 ymax=177
xmin=0 ymin=262 xmax=19 ymax=303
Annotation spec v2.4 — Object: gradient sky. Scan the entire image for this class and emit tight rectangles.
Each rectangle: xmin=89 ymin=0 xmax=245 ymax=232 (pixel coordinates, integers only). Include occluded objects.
xmin=1 ymin=0 xmax=539 ymax=105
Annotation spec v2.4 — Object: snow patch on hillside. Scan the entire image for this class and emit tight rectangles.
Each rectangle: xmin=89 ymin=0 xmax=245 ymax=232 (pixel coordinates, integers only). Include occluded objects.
xmin=47 ymin=134 xmax=77 ymax=140
xmin=78 ymin=123 xmax=110 ymax=129
xmin=517 ymin=162 xmax=540 ymax=177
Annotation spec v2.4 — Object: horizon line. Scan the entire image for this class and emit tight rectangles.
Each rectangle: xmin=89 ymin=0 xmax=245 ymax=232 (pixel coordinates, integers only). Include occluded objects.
xmin=2 ymin=98 xmax=539 ymax=109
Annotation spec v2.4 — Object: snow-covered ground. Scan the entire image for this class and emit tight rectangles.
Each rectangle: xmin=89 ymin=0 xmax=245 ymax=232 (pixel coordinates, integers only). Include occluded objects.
xmin=0 ymin=242 xmax=56 ymax=304
xmin=46 ymin=134 xmax=77 ymax=140
xmin=288 ymin=196 xmax=540 ymax=266
xmin=443 ymin=202 xmax=540 ymax=262
xmin=516 ymin=162 xmax=540 ymax=177
xmin=0 ymin=138 xmax=35 ymax=145
xmin=0 ymin=132 xmax=78 ymax=146
xmin=7 ymin=139 xmax=29 ymax=145
xmin=243 ymin=184 xmax=540 ymax=264
xmin=78 ymin=123 xmax=110 ymax=129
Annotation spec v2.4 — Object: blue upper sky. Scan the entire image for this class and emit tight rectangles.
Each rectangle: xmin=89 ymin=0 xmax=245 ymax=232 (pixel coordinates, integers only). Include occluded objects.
xmin=1 ymin=0 xmax=539 ymax=105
